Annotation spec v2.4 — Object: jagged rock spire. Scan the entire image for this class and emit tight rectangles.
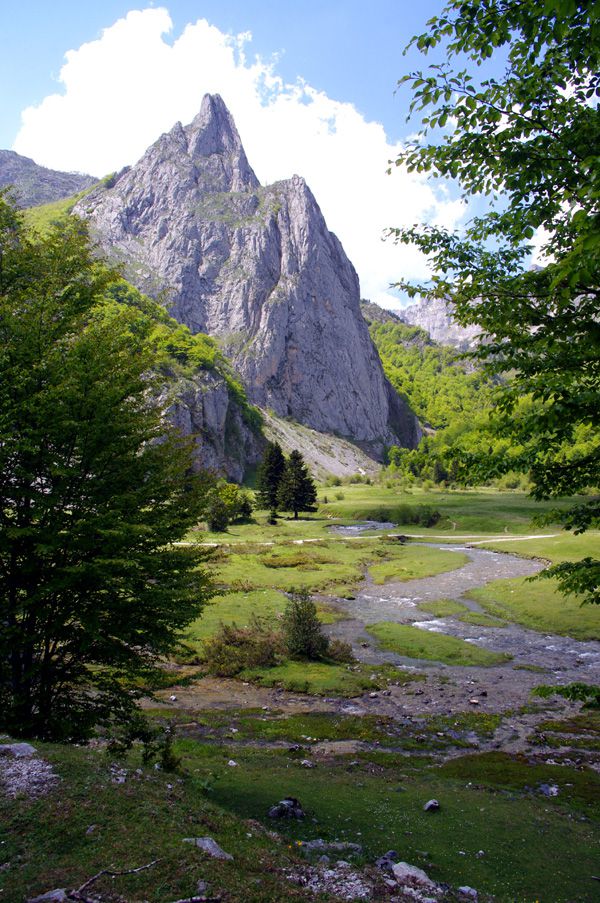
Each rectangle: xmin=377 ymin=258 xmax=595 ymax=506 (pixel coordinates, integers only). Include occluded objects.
xmin=74 ymin=95 xmax=420 ymax=455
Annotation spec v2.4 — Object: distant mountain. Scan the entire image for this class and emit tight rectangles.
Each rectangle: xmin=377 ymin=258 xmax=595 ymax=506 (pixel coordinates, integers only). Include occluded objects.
xmin=0 ymin=150 xmax=96 ymax=208
xmin=399 ymin=296 xmax=482 ymax=350
xmin=74 ymin=94 xmax=420 ymax=457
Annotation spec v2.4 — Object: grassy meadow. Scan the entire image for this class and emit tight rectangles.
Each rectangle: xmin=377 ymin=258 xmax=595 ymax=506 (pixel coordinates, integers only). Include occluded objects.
xmin=2 ymin=733 xmax=599 ymax=903
xmin=4 ymin=485 xmax=600 ymax=903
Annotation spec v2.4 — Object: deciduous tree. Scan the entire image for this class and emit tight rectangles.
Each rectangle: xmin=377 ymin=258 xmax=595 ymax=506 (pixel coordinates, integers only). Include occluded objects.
xmin=0 ymin=201 xmax=213 ymax=739
xmin=391 ymin=0 xmax=599 ymax=603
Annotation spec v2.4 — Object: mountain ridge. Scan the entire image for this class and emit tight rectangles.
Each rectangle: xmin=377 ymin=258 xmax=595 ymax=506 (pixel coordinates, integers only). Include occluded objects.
xmin=0 ymin=149 xmax=96 ymax=208
xmin=73 ymin=94 xmax=420 ymax=457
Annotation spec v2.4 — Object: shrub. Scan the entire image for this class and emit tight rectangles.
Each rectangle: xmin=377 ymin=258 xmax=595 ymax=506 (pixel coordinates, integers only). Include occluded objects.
xmin=326 ymin=638 xmax=354 ymax=663
xmin=282 ymin=590 xmax=329 ymax=660
xmin=203 ymin=617 xmax=283 ymax=676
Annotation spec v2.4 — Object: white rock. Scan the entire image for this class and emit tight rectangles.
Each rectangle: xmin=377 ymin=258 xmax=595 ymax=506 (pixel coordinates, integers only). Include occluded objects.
xmin=183 ymin=836 xmax=233 ymax=860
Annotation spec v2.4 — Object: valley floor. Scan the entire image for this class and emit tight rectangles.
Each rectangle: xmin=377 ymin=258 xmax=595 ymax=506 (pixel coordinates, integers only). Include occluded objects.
xmin=2 ymin=490 xmax=599 ymax=902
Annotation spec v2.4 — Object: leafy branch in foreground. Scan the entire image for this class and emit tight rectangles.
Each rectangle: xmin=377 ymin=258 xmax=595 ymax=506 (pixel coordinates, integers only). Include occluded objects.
xmin=391 ymin=0 xmax=599 ymax=603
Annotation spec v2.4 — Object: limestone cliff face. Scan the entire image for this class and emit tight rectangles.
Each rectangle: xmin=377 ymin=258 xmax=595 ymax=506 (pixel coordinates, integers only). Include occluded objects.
xmin=75 ymin=94 xmax=420 ymax=453
xmin=162 ymin=371 xmax=264 ymax=483
xmin=400 ymin=297 xmax=481 ymax=350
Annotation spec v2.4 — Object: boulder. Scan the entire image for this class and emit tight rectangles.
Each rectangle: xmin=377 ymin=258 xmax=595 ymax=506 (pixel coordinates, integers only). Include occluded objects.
xmin=268 ymin=797 xmax=305 ymax=819
xmin=182 ymin=836 xmax=233 ymax=860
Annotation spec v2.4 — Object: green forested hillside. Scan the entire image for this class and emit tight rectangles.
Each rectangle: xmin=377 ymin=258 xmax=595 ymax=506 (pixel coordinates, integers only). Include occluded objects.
xmin=361 ymin=302 xmax=491 ymax=430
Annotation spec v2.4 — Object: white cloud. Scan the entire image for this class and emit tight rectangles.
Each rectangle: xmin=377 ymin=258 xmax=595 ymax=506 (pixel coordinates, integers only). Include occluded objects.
xmin=13 ymin=7 xmax=465 ymax=307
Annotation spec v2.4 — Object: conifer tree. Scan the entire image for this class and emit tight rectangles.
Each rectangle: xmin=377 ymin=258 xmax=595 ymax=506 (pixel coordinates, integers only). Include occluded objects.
xmin=256 ymin=441 xmax=286 ymax=510
xmin=277 ymin=450 xmax=317 ymax=519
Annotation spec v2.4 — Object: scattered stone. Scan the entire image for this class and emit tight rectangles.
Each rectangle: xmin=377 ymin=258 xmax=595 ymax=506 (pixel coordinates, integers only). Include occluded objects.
xmin=375 ymin=849 xmax=399 ymax=873
xmin=227 ymin=759 xmax=238 ymax=767
xmin=26 ymin=891 xmax=68 ymax=903
xmin=468 ymin=698 xmax=480 ymax=705
xmin=196 ymin=879 xmax=209 ymax=894
xmin=458 ymin=886 xmax=478 ymax=899
xmin=538 ymin=783 xmax=559 ymax=797
xmin=268 ymin=797 xmax=305 ymax=819
xmin=0 ymin=750 xmax=60 ymax=798
xmin=475 ymin=850 xmax=485 ymax=858
xmin=285 ymin=861 xmax=372 ymax=900
xmin=288 ymin=744 xmax=303 ymax=753
xmin=423 ymin=799 xmax=440 ymax=812
xmin=110 ymin=765 xmax=128 ymax=784
xmin=183 ymin=836 xmax=233 ymax=860
xmin=169 ymin=694 xmax=177 ymax=701
xmin=85 ymin=824 xmax=97 ymax=835
xmin=300 ymin=760 xmax=314 ymax=768
xmin=369 ymin=692 xmax=379 ymax=698
xmin=0 ymin=742 xmax=37 ymax=758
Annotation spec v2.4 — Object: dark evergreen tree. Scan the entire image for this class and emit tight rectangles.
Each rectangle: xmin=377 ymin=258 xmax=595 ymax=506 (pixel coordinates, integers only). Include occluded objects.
xmin=277 ymin=450 xmax=317 ymax=519
xmin=256 ymin=441 xmax=286 ymax=510
xmin=0 ymin=200 xmax=214 ymax=740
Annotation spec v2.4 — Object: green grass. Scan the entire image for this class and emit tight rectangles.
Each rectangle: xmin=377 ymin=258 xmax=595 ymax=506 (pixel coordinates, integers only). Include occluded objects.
xmin=468 ymin=575 xmax=600 ymax=640
xmin=459 ymin=610 xmax=508 ymax=628
xmin=189 ymin=513 xmax=335 ymax=545
xmin=4 ymin=734 xmax=600 ymax=903
xmin=417 ymin=598 xmax=507 ymax=628
xmin=417 ymin=598 xmax=469 ymax=617
xmin=318 ymin=484 xmax=571 ymax=534
xmin=193 ymin=743 xmax=600 ymax=902
xmin=369 ymin=545 xmax=467 ymax=583
xmin=22 ymin=184 xmax=99 ymax=234
xmin=182 ymin=589 xmax=342 ymax=652
xmin=210 ymin=537 xmax=463 ymax=598
xmin=237 ymin=660 xmax=420 ymax=696
xmin=466 ymin=532 xmax=600 ymax=640
xmin=366 ymin=622 xmax=512 ymax=666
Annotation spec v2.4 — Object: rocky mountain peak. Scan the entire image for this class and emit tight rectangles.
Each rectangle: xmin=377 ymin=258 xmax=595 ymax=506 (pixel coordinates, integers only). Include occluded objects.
xmin=74 ymin=95 xmax=420 ymax=457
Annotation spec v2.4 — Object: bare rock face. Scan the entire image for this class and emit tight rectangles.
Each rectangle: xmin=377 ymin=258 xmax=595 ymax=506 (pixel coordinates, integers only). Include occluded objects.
xmin=75 ymin=94 xmax=420 ymax=454
xmin=164 ymin=370 xmax=264 ymax=483
xmin=400 ymin=297 xmax=481 ymax=350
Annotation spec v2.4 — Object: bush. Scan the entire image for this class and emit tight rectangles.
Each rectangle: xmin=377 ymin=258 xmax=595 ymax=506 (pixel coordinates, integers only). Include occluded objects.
xmin=203 ymin=617 xmax=283 ymax=676
xmin=326 ymin=638 xmax=354 ymax=663
xmin=282 ymin=590 xmax=329 ymax=660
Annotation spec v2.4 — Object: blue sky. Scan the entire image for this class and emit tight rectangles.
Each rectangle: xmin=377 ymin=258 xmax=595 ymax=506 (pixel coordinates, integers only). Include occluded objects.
xmin=2 ymin=1 xmax=447 ymax=149
xmin=2 ymin=1 xmax=472 ymax=307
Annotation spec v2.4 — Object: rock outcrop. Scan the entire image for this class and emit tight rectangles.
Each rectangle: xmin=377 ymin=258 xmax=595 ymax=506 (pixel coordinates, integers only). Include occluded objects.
xmin=0 ymin=149 xmax=96 ymax=208
xmin=400 ymin=297 xmax=482 ymax=350
xmin=163 ymin=370 xmax=264 ymax=483
xmin=74 ymin=94 xmax=420 ymax=455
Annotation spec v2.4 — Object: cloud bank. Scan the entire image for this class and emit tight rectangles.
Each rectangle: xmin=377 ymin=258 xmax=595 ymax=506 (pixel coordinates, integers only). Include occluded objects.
xmin=14 ymin=7 xmax=465 ymax=308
